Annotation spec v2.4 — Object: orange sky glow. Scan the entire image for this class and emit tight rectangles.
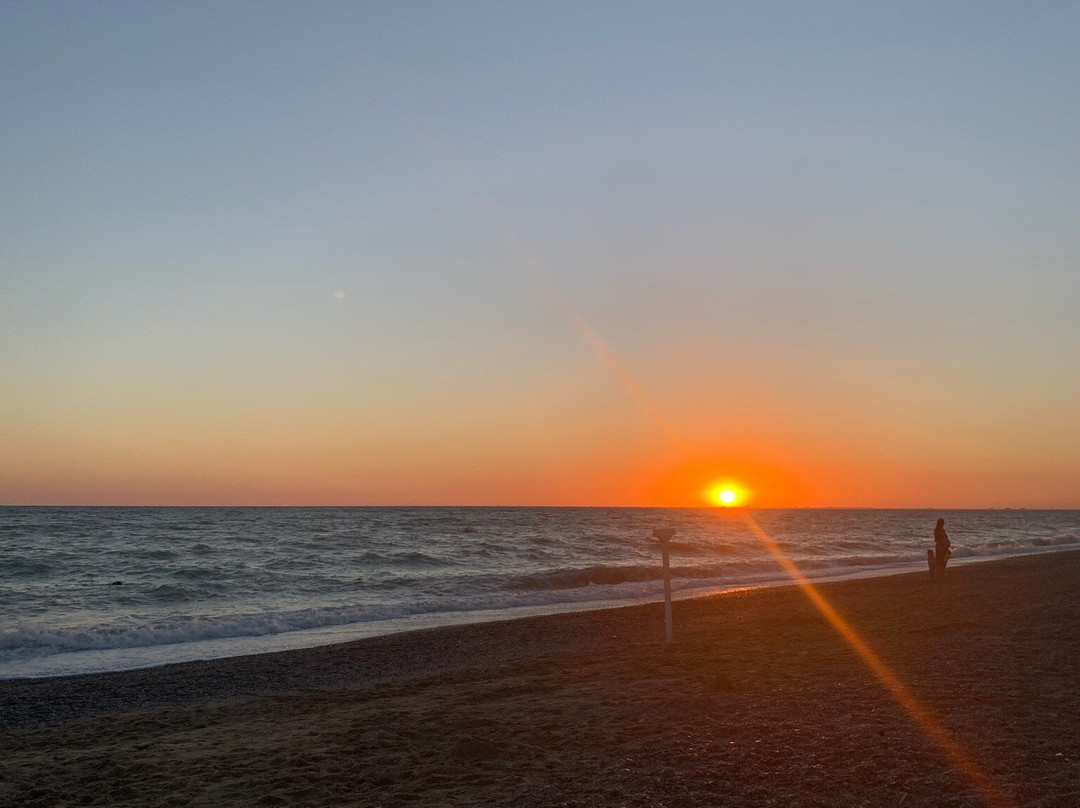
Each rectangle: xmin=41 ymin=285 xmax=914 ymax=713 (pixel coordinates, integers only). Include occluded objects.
xmin=3 ymin=274 xmax=1079 ymax=508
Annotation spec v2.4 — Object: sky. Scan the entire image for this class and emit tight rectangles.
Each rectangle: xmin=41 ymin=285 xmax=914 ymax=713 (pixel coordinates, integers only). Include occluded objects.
xmin=2 ymin=1 xmax=1079 ymax=507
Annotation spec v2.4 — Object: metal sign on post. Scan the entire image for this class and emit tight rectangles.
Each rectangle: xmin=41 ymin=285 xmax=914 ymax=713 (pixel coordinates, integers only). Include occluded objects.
xmin=652 ymin=528 xmax=676 ymax=644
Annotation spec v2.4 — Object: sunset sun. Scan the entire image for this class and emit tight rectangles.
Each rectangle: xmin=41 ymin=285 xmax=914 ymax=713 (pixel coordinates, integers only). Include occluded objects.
xmin=707 ymin=483 xmax=745 ymax=507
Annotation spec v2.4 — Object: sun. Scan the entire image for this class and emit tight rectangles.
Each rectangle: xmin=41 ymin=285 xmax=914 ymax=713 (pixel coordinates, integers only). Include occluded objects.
xmin=706 ymin=482 xmax=746 ymax=507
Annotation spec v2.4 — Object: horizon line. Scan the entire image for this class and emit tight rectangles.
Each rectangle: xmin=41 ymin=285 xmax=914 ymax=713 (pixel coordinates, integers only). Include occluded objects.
xmin=2 ymin=503 xmax=1076 ymax=511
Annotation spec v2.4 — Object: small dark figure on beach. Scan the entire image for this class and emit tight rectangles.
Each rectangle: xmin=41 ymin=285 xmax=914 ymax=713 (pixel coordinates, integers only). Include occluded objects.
xmin=933 ymin=518 xmax=951 ymax=582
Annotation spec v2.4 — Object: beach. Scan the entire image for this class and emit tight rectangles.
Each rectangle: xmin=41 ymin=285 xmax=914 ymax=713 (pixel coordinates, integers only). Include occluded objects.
xmin=2 ymin=551 xmax=1078 ymax=807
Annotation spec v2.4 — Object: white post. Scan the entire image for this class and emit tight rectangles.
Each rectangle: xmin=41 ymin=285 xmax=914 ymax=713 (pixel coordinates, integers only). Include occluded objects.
xmin=653 ymin=528 xmax=676 ymax=644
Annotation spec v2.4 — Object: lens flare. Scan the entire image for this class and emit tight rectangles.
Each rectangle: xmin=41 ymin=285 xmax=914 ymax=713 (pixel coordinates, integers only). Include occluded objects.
xmin=736 ymin=511 xmax=1016 ymax=808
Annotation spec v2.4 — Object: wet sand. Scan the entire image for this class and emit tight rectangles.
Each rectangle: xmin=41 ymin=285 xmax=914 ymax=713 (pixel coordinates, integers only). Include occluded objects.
xmin=2 ymin=551 xmax=1079 ymax=807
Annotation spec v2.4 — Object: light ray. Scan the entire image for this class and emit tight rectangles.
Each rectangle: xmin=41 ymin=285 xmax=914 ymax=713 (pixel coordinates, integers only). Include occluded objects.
xmin=738 ymin=511 xmax=1017 ymax=808
xmin=415 ymin=141 xmax=687 ymax=451
xmin=497 ymin=230 xmax=688 ymax=451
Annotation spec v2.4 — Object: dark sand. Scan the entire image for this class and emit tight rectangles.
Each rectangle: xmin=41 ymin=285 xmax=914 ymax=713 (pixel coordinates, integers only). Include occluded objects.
xmin=2 ymin=552 xmax=1079 ymax=807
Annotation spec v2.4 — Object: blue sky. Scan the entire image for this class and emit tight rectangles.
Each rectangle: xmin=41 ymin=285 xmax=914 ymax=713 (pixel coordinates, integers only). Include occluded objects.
xmin=2 ymin=2 xmax=1079 ymax=505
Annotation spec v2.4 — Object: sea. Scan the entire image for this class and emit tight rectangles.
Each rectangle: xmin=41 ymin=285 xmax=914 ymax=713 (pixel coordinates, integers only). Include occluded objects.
xmin=2 ymin=507 xmax=1078 ymax=679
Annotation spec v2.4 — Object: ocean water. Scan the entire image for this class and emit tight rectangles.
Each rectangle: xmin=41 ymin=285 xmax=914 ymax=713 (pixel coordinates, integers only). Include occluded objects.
xmin=1 ymin=507 xmax=1078 ymax=679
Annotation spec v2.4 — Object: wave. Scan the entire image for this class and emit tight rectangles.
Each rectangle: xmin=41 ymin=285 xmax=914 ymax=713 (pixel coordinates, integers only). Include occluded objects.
xmin=951 ymin=533 xmax=1080 ymax=558
xmin=505 ymin=534 xmax=1080 ymax=594
xmin=510 ymin=564 xmax=671 ymax=590
xmin=0 ymin=604 xmax=408 ymax=660
xmin=147 ymin=584 xmax=200 ymax=601
xmin=666 ymin=541 xmax=746 ymax=556
xmin=1032 ymin=533 xmax=1080 ymax=547
xmin=504 ymin=554 xmax=913 ymax=592
xmin=357 ymin=549 xmax=458 ymax=565
xmin=136 ymin=549 xmax=179 ymax=561
xmin=4 ymin=558 xmax=53 ymax=577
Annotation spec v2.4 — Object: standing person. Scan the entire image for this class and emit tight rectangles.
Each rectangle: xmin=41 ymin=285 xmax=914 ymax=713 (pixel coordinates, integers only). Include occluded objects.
xmin=933 ymin=518 xmax=951 ymax=582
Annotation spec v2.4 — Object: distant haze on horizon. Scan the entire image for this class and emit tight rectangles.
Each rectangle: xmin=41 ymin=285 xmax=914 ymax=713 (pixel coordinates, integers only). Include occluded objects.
xmin=2 ymin=2 xmax=1079 ymax=508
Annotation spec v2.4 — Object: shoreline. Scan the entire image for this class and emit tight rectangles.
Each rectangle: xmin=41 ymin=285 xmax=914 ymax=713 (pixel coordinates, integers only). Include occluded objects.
xmin=5 ymin=546 xmax=1074 ymax=682
xmin=3 ymin=550 xmax=1080 ymax=806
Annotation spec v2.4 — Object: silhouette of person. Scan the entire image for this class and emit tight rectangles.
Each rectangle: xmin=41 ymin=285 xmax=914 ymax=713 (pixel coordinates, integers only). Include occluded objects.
xmin=933 ymin=518 xmax=951 ymax=582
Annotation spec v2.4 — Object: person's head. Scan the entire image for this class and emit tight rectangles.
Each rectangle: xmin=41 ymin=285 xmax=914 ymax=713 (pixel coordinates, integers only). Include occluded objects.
xmin=936 ymin=518 xmax=945 ymax=528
